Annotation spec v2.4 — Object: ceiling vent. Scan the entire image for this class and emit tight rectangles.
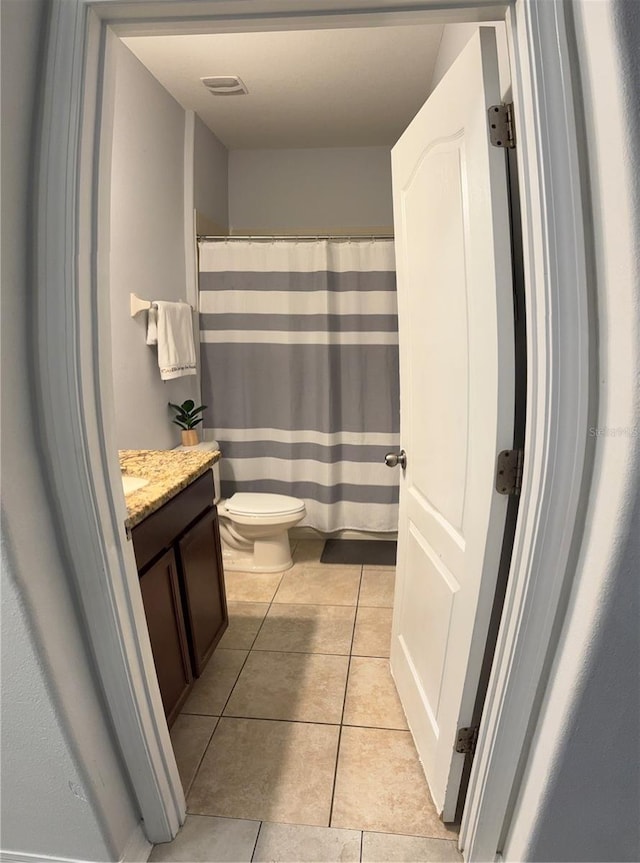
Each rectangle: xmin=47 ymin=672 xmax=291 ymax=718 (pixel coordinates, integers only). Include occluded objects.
xmin=201 ymin=76 xmax=248 ymax=96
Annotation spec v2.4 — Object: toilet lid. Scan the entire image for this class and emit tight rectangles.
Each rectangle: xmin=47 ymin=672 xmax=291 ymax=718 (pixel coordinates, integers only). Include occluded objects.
xmin=225 ymin=492 xmax=305 ymax=516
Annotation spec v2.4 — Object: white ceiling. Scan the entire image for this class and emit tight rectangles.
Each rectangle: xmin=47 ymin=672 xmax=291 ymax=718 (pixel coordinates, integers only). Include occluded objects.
xmin=122 ymin=25 xmax=444 ymax=149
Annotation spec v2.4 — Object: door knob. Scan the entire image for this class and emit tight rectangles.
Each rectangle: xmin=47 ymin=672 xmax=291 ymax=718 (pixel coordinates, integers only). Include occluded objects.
xmin=384 ymin=450 xmax=407 ymax=469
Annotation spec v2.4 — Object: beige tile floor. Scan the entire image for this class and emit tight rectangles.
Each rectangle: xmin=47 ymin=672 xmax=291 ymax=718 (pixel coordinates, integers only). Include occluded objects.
xmin=154 ymin=539 xmax=461 ymax=863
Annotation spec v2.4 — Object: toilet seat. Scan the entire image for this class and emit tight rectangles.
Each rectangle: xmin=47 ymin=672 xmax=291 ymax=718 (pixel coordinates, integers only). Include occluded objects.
xmin=225 ymin=492 xmax=305 ymax=517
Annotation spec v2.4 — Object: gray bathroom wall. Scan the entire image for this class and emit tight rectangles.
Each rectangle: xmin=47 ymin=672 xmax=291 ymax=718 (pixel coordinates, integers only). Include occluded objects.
xmin=109 ymin=36 xmax=200 ymax=450
xmin=228 ymin=146 xmax=394 ymax=233
xmin=194 ymin=115 xmax=229 ymax=232
xmin=430 ymin=22 xmax=510 ymax=99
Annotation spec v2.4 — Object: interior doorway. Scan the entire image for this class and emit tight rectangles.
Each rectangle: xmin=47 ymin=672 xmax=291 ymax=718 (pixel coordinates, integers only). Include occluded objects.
xmin=34 ymin=2 xmax=592 ymax=860
xmin=106 ymin=15 xmax=524 ymax=836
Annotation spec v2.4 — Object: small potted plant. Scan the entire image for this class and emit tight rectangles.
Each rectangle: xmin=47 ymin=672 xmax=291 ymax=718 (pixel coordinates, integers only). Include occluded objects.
xmin=169 ymin=399 xmax=207 ymax=446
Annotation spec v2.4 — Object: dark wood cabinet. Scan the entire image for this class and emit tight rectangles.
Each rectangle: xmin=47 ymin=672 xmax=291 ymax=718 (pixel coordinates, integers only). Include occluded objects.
xmin=139 ymin=549 xmax=193 ymax=725
xmin=131 ymin=471 xmax=215 ymax=572
xmin=178 ymin=506 xmax=228 ymax=676
xmin=131 ymin=471 xmax=228 ymax=725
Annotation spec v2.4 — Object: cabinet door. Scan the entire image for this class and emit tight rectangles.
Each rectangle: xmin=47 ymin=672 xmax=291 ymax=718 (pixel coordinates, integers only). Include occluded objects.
xmin=178 ymin=506 xmax=228 ymax=676
xmin=139 ymin=549 xmax=193 ymax=725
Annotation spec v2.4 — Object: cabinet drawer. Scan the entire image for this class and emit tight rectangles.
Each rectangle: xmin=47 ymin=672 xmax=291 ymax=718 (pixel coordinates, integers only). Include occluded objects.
xmin=132 ymin=470 xmax=214 ymax=571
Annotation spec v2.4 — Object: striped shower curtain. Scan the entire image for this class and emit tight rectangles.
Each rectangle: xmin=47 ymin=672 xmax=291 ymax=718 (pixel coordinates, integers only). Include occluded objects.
xmin=198 ymin=238 xmax=400 ymax=533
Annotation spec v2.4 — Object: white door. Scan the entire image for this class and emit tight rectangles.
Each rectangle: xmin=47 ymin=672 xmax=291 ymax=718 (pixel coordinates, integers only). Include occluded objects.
xmin=390 ymin=28 xmax=515 ymax=821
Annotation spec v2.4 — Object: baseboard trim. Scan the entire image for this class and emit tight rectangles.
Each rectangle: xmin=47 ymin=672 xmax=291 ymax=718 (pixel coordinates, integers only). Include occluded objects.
xmin=1 ymin=823 xmax=152 ymax=863
xmin=121 ymin=823 xmax=152 ymax=863
xmin=0 ymin=851 xmax=97 ymax=863
xmin=291 ymin=526 xmax=398 ymax=541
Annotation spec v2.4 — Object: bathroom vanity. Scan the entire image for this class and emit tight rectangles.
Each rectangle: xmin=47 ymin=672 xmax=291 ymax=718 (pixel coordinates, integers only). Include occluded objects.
xmin=120 ymin=449 xmax=227 ymax=726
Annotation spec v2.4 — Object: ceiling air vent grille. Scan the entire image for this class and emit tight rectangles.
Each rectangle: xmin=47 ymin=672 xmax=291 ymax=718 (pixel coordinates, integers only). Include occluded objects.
xmin=201 ymin=76 xmax=248 ymax=96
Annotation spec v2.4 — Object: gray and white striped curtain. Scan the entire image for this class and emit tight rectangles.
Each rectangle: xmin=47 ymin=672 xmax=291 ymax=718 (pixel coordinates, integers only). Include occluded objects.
xmin=198 ymin=239 xmax=399 ymax=533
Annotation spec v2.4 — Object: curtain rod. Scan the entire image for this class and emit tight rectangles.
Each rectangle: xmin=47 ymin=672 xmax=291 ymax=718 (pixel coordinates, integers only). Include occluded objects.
xmin=197 ymin=234 xmax=394 ymax=241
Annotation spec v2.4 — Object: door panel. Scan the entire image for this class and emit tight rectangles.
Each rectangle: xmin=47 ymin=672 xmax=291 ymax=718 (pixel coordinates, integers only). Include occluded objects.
xmin=404 ymin=143 xmax=469 ymax=531
xmin=178 ymin=505 xmax=228 ymax=677
xmin=139 ymin=549 xmax=193 ymax=726
xmin=391 ymin=28 xmax=515 ymax=820
xmin=402 ymin=524 xmax=459 ymax=725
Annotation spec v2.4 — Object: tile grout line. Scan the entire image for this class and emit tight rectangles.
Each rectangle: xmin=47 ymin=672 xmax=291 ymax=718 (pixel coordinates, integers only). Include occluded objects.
xmin=182 ymin=556 xmax=460 ymax=850
xmin=183 ymin=572 xmax=277 ymax=805
xmin=182 ymin=712 xmax=411 ymax=732
xmin=181 ymin=717 xmax=220 ymax=799
xmin=220 ymin=714 xmax=343 ymax=728
xmin=271 ymin=600 xmax=361 ymax=607
xmin=242 ymin=600 xmax=361 ymax=609
xmin=216 ymin=598 xmax=278 ymax=718
xmin=218 ymin=559 xmax=359 ymax=733
xmin=229 ymin=554 xmax=361 ymax=658
xmin=221 ymin=710 xmax=404 ymax=732
xmin=218 ymin=646 xmax=355 ymax=658
xmin=245 ymin=568 xmax=284 ymax=649
xmin=183 ymin=554 xmax=355 ymax=716
xmin=181 ymin=582 xmax=268 ymax=802
xmin=215 ymin=562 xmax=297 ymax=727
xmin=226 ymin=569 xmax=285 ymax=617
xmin=327 ymin=564 xmax=363 ymax=828
xmin=219 ymin=564 xmax=288 ymax=653
xmin=209 ymin=552 xmax=316 ymax=732
xmin=250 ymin=820 xmax=264 ymax=862
xmin=183 ymin=562 xmax=391 ymax=811
xmin=183 ymin=567 xmax=287 ymax=815
xmin=198 ymin=646 xmax=389 ymax=659
xmin=185 ymin=555 xmax=403 ymax=832
xmin=343 ymin=562 xmax=367 ymax=722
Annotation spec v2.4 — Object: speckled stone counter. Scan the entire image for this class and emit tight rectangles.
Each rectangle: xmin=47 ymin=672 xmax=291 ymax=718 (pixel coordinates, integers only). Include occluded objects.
xmin=119 ymin=448 xmax=220 ymax=530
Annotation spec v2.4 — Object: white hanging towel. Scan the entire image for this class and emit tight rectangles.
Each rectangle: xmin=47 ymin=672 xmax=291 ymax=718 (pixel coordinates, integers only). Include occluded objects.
xmin=146 ymin=306 xmax=158 ymax=345
xmin=153 ymin=300 xmax=197 ymax=380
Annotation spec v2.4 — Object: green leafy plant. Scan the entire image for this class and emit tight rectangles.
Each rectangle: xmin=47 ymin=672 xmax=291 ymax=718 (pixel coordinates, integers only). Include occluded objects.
xmin=168 ymin=399 xmax=207 ymax=431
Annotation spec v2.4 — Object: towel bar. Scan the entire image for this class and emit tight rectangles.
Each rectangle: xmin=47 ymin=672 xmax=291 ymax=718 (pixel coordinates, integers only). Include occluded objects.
xmin=130 ymin=293 xmax=151 ymax=317
xmin=130 ymin=293 xmax=193 ymax=317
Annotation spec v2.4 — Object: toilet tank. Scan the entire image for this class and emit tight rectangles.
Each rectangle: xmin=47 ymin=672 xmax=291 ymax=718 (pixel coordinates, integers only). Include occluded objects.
xmin=173 ymin=438 xmax=221 ymax=503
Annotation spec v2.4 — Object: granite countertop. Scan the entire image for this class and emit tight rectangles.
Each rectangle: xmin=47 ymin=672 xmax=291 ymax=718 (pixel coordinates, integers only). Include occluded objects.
xmin=119 ymin=448 xmax=220 ymax=530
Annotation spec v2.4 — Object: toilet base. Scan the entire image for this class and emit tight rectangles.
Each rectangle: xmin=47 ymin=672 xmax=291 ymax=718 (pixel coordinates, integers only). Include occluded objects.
xmin=221 ymin=530 xmax=294 ymax=573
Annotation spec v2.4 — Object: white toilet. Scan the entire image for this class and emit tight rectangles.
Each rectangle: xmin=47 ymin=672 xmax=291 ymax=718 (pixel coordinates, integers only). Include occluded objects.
xmin=175 ymin=440 xmax=306 ymax=572
xmin=218 ymin=491 xmax=306 ymax=572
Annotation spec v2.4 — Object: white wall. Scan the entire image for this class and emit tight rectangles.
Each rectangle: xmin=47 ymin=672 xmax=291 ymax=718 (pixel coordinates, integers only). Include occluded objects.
xmin=228 ymin=147 xmax=393 ymax=233
xmin=109 ymin=38 xmax=200 ymax=450
xmin=430 ymin=22 xmax=511 ymax=99
xmin=502 ymin=1 xmax=640 ymax=860
xmin=0 ymin=3 xmax=142 ymax=860
xmin=194 ymin=115 xmax=229 ymax=231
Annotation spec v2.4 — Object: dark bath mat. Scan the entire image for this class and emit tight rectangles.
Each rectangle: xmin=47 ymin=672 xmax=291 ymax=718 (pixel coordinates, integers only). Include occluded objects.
xmin=320 ymin=539 xmax=397 ymax=567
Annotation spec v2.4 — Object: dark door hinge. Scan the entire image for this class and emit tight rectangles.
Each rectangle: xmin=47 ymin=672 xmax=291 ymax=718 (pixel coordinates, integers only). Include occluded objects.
xmin=455 ymin=726 xmax=479 ymax=757
xmin=488 ymin=103 xmax=516 ymax=149
xmin=496 ymin=449 xmax=524 ymax=495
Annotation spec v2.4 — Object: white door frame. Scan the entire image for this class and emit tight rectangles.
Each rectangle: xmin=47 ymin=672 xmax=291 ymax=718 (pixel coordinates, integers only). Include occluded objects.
xmin=32 ymin=1 xmax=591 ymax=859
